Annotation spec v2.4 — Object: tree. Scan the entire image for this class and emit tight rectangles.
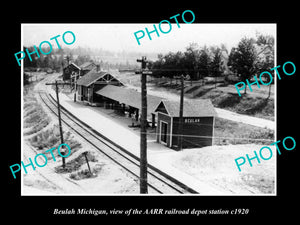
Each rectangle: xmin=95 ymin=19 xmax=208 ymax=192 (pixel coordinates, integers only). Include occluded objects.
xmin=24 ymin=72 xmax=30 ymax=85
xmin=198 ymin=47 xmax=210 ymax=78
xmin=255 ymin=33 xmax=275 ymax=99
xmin=150 ymin=51 xmax=186 ymax=78
xmin=210 ymin=47 xmax=222 ymax=88
xmin=149 ymin=43 xmax=225 ymax=81
xmin=23 ymin=46 xmax=38 ymax=68
xmin=228 ymin=37 xmax=257 ymax=95
xmin=210 ymin=47 xmax=222 ymax=77
xmin=42 ymin=55 xmax=51 ymax=68
xmin=183 ymin=43 xmax=200 ymax=79
xmin=74 ymin=55 xmax=91 ymax=66
xmin=53 ymin=55 xmax=61 ymax=72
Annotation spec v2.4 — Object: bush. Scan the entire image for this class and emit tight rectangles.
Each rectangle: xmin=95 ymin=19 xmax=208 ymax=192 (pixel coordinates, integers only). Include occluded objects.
xmin=29 ymin=125 xmax=81 ymax=151
xmin=69 ymin=163 xmax=103 ymax=180
xmin=225 ymin=74 xmax=240 ymax=84
xmin=55 ymin=151 xmax=95 ymax=173
xmin=248 ymin=129 xmax=274 ymax=145
xmin=24 ymin=119 xmax=50 ymax=135
xmin=213 ymin=93 xmax=241 ymax=108
xmin=23 ymin=99 xmax=50 ymax=131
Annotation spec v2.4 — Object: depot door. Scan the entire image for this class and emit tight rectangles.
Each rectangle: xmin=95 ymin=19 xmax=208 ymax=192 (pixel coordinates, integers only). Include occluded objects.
xmin=160 ymin=121 xmax=168 ymax=144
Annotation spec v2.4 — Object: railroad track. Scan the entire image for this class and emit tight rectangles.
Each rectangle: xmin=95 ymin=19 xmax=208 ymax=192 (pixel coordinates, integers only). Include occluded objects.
xmin=38 ymin=91 xmax=198 ymax=194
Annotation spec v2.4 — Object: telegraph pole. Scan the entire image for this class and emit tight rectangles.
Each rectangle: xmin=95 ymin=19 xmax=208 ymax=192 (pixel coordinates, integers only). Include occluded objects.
xmin=55 ymin=80 xmax=66 ymax=168
xmin=177 ymin=74 xmax=185 ymax=151
xmin=74 ymin=73 xmax=77 ymax=102
xmin=137 ymin=56 xmax=148 ymax=194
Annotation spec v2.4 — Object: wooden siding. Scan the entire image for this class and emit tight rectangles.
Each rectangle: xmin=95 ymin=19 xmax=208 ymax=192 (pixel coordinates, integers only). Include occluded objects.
xmin=156 ymin=113 xmax=172 ymax=146
xmin=172 ymin=116 xmax=214 ymax=148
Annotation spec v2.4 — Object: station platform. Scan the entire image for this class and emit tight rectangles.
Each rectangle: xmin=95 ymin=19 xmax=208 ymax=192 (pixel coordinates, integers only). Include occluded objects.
xmin=46 ymin=87 xmax=226 ymax=195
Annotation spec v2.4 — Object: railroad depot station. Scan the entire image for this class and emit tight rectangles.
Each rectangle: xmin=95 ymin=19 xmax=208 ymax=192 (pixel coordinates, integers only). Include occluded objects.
xmin=63 ymin=62 xmax=216 ymax=150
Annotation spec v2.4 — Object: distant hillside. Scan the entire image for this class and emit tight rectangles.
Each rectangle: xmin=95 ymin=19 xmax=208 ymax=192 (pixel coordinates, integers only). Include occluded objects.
xmin=23 ymin=45 xmax=159 ymax=71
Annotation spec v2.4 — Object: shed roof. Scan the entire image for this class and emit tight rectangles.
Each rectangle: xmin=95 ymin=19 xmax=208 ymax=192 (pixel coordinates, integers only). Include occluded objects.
xmin=77 ymin=71 xmax=123 ymax=87
xmin=64 ymin=62 xmax=81 ymax=71
xmin=155 ymin=99 xmax=216 ymax=117
xmin=77 ymin=71 xmax=106 ymax=86
xmin=79 ymin=61 xmax=96 ymax=70
xmin=95 ymin=85 xmax=163 ymax=114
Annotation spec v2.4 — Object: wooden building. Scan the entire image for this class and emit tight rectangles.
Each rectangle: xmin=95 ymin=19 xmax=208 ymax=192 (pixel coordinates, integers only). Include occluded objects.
xmin=63 ymin=61 xmax=100 ymax=81
xmin=79 ymin=62 xmax=98 ymax=76
xmin=154 ymin=99 xmax=216 ymax=149
xmin=76 ymin=70 xmax=216 ymax=150
xmin=63 ymin=63 xmax=81 ymax=80
xmin=76 ymin=71 xmax=124 ymax=105
xmin=95 ymin=85 xmax=162 ymax=126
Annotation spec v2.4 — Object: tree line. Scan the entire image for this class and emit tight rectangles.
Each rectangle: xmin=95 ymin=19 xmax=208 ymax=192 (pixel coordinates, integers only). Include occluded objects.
xmin=23 ymin=33 xmax=274 ymax=86
xmin=23 ymin=46 xmax=144 ymax=72
xmin=148 ymin=43 xmax=226 ymax=80
xmin=23 ymin=47 xmax=65 ymax=71
xmin=147 ymin=33 xmax=274 ymax=82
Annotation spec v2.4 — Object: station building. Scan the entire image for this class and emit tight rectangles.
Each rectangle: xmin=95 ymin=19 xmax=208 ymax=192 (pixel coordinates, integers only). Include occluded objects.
xmin=95 ymin=84 xmax=163 ymax=127
xmin=63 ymin=63 xmax=81 ymax=80
xmin=154 ymin=99 xmax=216 ymax=149
xmin=62 ymin=61 xmax=100 ymax=81
xmin=76 ymin=70 xmax=124 ymax=104
xmin=75 ymin=70 xmax=216 ymax=149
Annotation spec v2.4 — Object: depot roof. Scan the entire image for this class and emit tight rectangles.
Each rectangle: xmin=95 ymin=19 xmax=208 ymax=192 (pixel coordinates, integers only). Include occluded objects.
xmin=154 ymin=99 xmax=216 ymax=117
xmin=95 ymin=85 xmax=163 ymax=114
xmin=77 ymin=71 xmax=124 ymax=87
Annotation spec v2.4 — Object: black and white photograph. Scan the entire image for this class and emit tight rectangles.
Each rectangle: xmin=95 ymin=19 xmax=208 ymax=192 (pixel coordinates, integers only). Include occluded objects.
xmin=21 ymin=23 xmax=276 ymax=195
xmin=5 ymin=3 xmax=298 ymax=220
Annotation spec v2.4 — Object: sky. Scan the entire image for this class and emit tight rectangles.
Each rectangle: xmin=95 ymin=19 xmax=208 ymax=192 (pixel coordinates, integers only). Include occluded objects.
xmin=22 ymin=23 xmax=276 ymax=55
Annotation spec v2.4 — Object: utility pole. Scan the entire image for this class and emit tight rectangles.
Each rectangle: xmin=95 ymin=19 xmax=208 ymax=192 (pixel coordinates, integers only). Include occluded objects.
xmin=73 ymin=73 xmax=77 ymax=102
xmin=55 ymin=80 xmax=66 ymax=168
xmin=137 ymin=56 xmax=148 ymax=194
xmin=70 ymin=73 xmax=73 ymax=93
xmin=177 ymin=74 xmax=185 ymax=151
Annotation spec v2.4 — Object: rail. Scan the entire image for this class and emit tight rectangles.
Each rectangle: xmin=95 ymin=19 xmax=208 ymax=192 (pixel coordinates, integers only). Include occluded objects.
xmin=38 ymin=91 xmax=198 ymax=194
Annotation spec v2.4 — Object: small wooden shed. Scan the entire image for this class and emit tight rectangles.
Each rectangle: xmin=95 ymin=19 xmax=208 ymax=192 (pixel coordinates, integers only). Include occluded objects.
xmin=154 ymin=99 xmax=216 ymax=149
xmin=63 ymin=63 xmax=81 ymax=80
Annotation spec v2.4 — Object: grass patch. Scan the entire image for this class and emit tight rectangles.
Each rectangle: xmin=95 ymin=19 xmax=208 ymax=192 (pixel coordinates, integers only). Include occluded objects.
xmin=55 ymin=151 xmax=97 ymax=173
xmin=69 ymin=165 xmax=103 ymax=180
xmin=214 ymin=117 xmax=274 ymax=145
xmin=151 ymin=81 xmax=274 ymax=120
xmin=185 ymin=85 xmax=201 ymax=94
xmin=24 ymin=119 xmax=50 ymax=136
xmin=213 ymin=93 xmax=241 ymax=108
xmin=24 ymin=110 xmax=45 ymax=125
xmin=23 ymin=94 xmax=51 ymax=132
xmin=240 ymin=174 xmax=275 ymax=194
xmin=210 ymin=93 xmax=274 ymax=120
xmin=29 ymin=125 xmax=81 ymax=152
